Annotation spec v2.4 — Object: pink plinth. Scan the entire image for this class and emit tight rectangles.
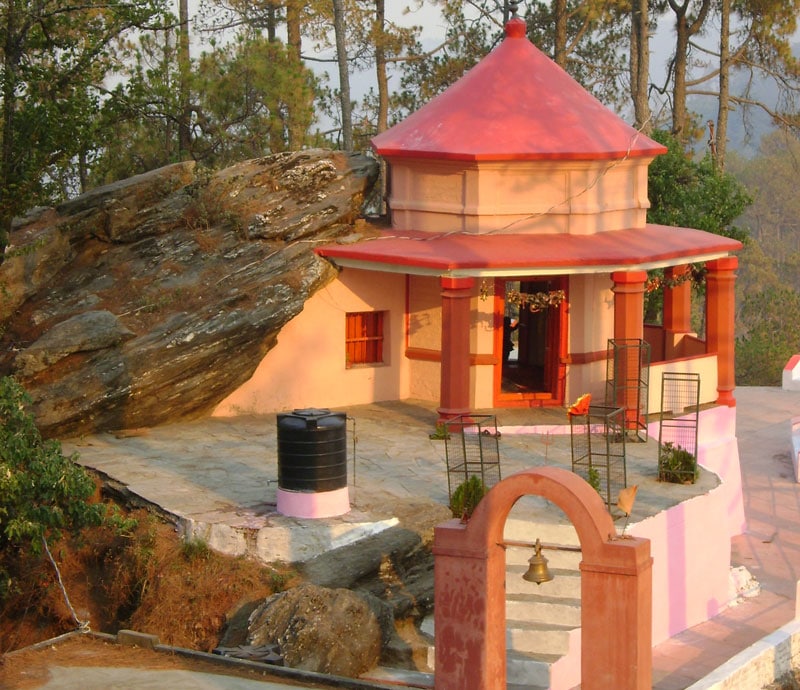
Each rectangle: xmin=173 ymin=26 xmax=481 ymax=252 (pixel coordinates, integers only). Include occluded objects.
xmin=276 ymin=487 xmax=350 ymax=519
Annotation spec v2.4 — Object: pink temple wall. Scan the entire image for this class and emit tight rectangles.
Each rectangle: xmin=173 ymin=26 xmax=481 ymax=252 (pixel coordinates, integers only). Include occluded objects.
xmin=632 ymin=404 xmax=744 ymax=644
xmin=213 ymin=269 xmax=409 ymax=416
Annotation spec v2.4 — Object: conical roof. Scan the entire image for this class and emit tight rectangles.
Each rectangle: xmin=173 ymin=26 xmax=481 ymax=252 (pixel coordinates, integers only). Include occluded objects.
xmin=372 ymin=18 xmax=665 ymax=162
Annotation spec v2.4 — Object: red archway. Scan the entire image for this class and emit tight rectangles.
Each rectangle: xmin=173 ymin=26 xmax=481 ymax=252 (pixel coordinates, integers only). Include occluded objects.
xmin=433 ymin=466 xmax=652 ymax=689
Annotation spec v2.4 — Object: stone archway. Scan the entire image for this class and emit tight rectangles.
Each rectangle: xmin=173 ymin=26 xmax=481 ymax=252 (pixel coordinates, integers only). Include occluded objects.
xmin=432 ymin=466 xmax=652 ymax=690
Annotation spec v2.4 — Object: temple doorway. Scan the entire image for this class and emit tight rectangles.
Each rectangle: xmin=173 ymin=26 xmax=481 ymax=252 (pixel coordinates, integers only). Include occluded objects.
xmin=495 ymin=278 xmax=566 ymax=405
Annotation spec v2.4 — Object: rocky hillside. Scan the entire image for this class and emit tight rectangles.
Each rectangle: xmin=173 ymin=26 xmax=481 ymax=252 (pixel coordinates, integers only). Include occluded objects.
xmin=0 ymin=150 xmax=379 ymax=438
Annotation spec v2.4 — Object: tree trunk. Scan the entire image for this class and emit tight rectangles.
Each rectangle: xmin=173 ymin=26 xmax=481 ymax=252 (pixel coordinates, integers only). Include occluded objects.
xmin=1 ymin=0 xmax=20 ymax=254
xmin=178 ymin=0 xmax=192 ymax=159
xmin=374 ymin=0 xmax=389 ymax=134
xmin=554 ymin=0 xmax=567 ymax=68
xmin=671 ymin=1 xmax=690 ymax=140
xmin=630 ymin=0 xmax=652 ymax=133
xmin=267 ymin=1 xmax=277 ymax=42
xmin=669 ymin=0 xmax=711 ymax=142
xmin=716 ymin=0 xmax=731 ymax=171
xmin=286 ymin=0 xmax=302 ymax=61
xmin=332 ymin=0 xmax=353 ymax=150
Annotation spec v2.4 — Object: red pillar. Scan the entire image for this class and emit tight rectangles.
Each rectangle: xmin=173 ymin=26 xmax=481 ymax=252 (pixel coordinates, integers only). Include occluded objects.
xmin=663 ymin=265 xmax=692 ymax=333
xmin=612 ymin=270 xmax=647 ymax=341
xmin=581 ymin=547 xmax=653 ymax=690
xmin=438 ymin=276 xmax=474 ymax=421
xmin=706 ymin=257 xmax=738 ymax=407
xmin=612 ymin=271 xmax=647 ymax=427
xmin=662 ymin=265 xmax=693 ymax=360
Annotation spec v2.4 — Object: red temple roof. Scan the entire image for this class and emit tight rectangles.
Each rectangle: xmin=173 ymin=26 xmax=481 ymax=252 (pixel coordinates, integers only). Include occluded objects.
xmin=372 ymin=18 xmax=666 ymax=162
xmin=316 ymin=226 xmax=742 ymax=277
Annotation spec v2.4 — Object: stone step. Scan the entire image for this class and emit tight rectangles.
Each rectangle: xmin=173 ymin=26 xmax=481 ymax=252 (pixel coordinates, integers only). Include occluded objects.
xmin=506 ymin=619 xmax=577 ymax=656
xmin=506 ymin=593 xmax=582 ymax=628
xmin=507 ymin=649 xmax=563 ymax=688
xmin=420 ymin=616 xmax=581 ymax=681
xmin=421 ymin=516 xmax=584 ymax=689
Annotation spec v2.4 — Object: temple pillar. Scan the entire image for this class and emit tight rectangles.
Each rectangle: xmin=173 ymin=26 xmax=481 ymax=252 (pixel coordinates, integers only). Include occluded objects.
xmin=581 ymin=548 xmax=653 ymax=690
xmin=612 ymin=270 xmax=647 ymax=341
xmin=611 ymin=271 xmax=647 ymax=427
xmin=663 ymin=265 xmax=693 ymax=359
xmin=438 ymin=276 xmax=474 ymax=421
xmin=706 ymin=257 xmax=738 ymax=406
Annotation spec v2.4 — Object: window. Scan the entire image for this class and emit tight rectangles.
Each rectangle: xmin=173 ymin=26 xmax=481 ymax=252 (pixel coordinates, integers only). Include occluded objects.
xmin=346 ymin=311 xmax=385 ymax=366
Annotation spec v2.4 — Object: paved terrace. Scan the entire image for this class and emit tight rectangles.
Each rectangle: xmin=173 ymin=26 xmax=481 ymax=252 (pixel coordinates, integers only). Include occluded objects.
xmin=62 ymin=386 xmax=800 ymax=689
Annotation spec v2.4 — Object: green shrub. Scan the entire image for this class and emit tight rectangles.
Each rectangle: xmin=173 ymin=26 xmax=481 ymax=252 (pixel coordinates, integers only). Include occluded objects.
xmin=658 ymin=442 xmax=698 ymax=484
xmin=0 ymin=376 xmax=104 ymax=599
xmin=449 ymin=475 xmax=487 ymax=521
xmin=587 ymin=467 xmax=601 ymax=494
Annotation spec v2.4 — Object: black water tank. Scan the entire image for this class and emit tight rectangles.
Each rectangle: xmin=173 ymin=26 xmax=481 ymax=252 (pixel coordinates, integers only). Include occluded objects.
xmin=277 ymin=408 xmax=347 ymax=492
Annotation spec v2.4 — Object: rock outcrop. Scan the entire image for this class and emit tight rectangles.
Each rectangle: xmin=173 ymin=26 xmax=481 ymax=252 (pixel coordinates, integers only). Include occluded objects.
xmin=0 ymin=150 xmax=379 ymax=438
xmin=245 ymin=583 xmax=391 ymax=677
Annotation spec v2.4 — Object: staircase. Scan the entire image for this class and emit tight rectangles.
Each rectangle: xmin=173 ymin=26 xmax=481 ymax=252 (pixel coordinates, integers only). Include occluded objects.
xmin=503 ymin=517 xmax=582 ymax=689
xmin=420 ymin=515 xmax=583 ymax=690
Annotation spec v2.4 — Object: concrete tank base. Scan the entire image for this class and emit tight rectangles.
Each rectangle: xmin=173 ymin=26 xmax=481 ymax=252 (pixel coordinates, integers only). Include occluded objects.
xmin=276 ymin=487 xmax=350 ymax=519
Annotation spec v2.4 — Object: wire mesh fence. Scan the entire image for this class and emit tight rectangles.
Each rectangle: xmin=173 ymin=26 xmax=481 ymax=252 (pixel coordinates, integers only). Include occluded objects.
xmin=444 ymin=415 xmax=502 ymax=500
xmin=570 ymin=405 xmax=627 ymax=512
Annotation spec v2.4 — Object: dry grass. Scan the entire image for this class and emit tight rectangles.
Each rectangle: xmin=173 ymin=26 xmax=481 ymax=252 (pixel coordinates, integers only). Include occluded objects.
xmin=0 ymin=504 xmax=297 ymax=655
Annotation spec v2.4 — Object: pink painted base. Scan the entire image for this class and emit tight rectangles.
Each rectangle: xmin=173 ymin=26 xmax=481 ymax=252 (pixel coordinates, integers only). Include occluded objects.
xmin=276 ymin=487 xmax=350 ymax=519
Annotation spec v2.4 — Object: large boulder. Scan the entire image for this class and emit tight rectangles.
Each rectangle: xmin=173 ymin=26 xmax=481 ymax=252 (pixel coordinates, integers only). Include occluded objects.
xmin=246 ymin=583 xmax=390 ymax=677
xmin=0 ymin=150 xmax=379 ymax=438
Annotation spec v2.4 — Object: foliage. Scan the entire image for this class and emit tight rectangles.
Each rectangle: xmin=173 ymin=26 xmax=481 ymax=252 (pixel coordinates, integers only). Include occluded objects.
xmin=0 ymin=507 xmax=295 ymax=652
xmin=181 ymin=537 xmax=212 ymax=562
xmin=644 ymin=129 xmax=751 ymax=324
xmin=647 ymin=130 xmax=751 ymax=241
xmin=0 ymin=377 xmax=104 ymax=600
xmin=86 ymin=26 xmax=187 ymax=186
xmin=524 ymin=0 xmax=629 ymax=110
xmin=729 ymin=132 xmax=800 ymax=269
xmin=736 ymin=286 xmax=800 ymax=386
xmin=0 ymin=0 xmax=169 ymax=248
xmin=449 ymin=475 xmax=487 ymax=521
xmin=586 ymin=466 xmax=601 ymax=494
xmin=394 ymin=1 xmax=492 ymax=122
xmin=193 ymin=35 xmax=317 ymax=163
xmin=90 ymin=32 xmax=318 ymax=184
xmin=727 ymin=132 xmax=800 ymax=385
xmin=658 ymin=442 xmax=697 ymax=484
xmin=429 ymin=422 xmax=450 ymax=440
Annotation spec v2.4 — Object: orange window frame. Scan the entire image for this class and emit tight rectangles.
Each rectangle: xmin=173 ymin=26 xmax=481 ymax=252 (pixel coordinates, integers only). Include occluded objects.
xmin=346 ymin=311 xmax=385 ymax=365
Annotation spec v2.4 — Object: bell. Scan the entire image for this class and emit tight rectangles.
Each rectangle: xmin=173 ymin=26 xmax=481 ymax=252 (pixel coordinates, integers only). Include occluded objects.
xmin=522 ymin=538 xmax=553 ymax=585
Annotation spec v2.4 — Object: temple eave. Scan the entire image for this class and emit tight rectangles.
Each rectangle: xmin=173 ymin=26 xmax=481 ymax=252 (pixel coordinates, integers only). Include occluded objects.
xmin=316 ymin=225 xmax=742 ymax=277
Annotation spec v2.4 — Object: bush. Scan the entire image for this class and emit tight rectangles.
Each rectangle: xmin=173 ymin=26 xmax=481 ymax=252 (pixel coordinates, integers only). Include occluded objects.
xmin=658 ymin=442 xmax=698 ymax=484
xmin=449 ymin=475 xmax=487 ymax=521
xmin=0 ymin=376 xmax=104 ymax=600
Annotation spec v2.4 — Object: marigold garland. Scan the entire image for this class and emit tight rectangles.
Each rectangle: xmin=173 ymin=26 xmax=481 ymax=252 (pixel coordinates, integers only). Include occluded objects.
xmin=479 ymin=281 xmax=566 ymax=313
xmin=645 ymin=265 xmax=706 ymax=293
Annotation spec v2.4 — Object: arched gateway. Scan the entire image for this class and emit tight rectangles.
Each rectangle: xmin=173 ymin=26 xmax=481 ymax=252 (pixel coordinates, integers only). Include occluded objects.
xmin=433 ymin=466 xmax=652 ymax=689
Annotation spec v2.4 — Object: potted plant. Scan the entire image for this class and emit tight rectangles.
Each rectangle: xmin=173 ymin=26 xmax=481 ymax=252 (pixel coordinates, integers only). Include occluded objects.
xmin=658 ymin=442 xmax=698 ymax=484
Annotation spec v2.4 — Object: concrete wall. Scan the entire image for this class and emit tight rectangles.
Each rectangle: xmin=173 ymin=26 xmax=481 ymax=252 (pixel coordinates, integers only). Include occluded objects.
xmin=388 ymin=158 xmax=650 ymax=235
xmin=687 ymin=619 xmax=800 ymax=690
xmin=648 ymin=355 xmax=720 ymax=413
xmin=632 ymin=405 xmax=745 ymax=644
xmin=565 ymin=274 xmax=614 ymax=404
xmin=213 ymin=269 xmax=409 ymax=415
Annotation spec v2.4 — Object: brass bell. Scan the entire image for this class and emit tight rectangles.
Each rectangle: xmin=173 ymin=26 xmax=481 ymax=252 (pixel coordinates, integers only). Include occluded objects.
xmin=522 ymin=538 xmax=553 ymax=585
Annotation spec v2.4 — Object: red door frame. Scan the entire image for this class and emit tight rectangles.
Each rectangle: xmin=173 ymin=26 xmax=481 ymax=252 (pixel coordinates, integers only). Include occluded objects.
xmin=492 ymin=276 xmax=568 ymax=407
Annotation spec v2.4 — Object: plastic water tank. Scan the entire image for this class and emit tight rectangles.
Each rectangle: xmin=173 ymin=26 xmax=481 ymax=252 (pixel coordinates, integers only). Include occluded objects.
xmin=276 ymin=408 xmax=347 ymax=494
